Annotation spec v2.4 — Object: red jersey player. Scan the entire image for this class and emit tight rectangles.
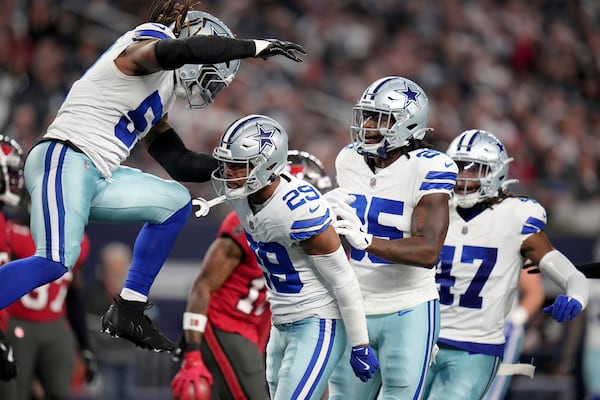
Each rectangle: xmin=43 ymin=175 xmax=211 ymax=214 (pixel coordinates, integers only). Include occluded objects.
xmin=171 ymin=150 xmax=332 ymax=400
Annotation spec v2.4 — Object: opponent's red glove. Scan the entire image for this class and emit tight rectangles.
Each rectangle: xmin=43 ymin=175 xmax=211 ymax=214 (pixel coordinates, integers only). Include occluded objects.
xmin=171 ymin=350 xmax=213 ymax=399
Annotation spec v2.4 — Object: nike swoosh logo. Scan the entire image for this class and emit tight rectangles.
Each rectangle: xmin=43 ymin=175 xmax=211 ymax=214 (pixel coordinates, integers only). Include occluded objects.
xmin=445 ymin=162 xmax=453 ymax=168
xmin=308 ymin=205 xmax=320 ymax=213
xmin=397 ymin=310 xmax=413 ymax=317
xmin=357 ymin=357 xmax=371 ymax=370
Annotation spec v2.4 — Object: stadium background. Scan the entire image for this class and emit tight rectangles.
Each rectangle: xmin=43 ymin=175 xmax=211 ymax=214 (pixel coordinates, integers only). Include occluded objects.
xmin=0 ymin=0 xmax=598 ymax=399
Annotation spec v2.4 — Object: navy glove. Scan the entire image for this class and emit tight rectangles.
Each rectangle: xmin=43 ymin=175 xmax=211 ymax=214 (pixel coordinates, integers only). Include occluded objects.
xmin=0 ymin=331 xmax=16 ymax=381
xmin=543 ymin=295 xmax=583 ymax=323
xmin=349 ymin=345 xmax=379 ymax=382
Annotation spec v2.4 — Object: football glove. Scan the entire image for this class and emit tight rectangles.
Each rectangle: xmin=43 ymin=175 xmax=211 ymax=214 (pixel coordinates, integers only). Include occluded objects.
xmin=0 ymin=330 xmax=16 ymax=381
xmin=253 ymin=39 xmax=307 ymax=63
xmin=543 ymin=295 xmax=583 ymax=323
xmin=332 ymin=202 xmax=372 ymax=250
xmin=171 ymin=350 xmax=213 ymax=399
xmin=350 ymin=345 xmax=379 ymax=382
xmin=81 ymin=349 xmax=98 ymax=383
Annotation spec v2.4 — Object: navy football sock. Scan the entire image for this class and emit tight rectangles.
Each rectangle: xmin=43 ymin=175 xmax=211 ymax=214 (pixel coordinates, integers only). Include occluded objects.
xmin=0 ymin=256 xmax=67 ymax=309
xmin=125 ymin=202 xmax=191 ymax=296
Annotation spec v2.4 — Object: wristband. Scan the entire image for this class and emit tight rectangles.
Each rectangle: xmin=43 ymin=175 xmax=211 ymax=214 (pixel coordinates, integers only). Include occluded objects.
xmin=183 ymin=312 xmax=207 ymax=333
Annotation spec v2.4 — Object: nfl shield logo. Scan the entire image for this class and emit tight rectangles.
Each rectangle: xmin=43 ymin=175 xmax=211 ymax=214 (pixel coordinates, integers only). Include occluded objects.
xmin=370 ymin=177 xmax=377 ymax=188
xmin=461 ymin=226 xmax=468 ymax=235
xmin=249 ymin=220 xmax=255 ymax=231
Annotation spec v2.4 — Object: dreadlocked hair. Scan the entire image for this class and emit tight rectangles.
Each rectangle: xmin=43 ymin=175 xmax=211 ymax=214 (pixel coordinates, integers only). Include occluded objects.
xmin=481 ymin=188 xmax=523 ymax=208
xmin=147 ymin=0 xmax=201 ymax=37
xmin=396 ymin=138 xmax=433 ymax=159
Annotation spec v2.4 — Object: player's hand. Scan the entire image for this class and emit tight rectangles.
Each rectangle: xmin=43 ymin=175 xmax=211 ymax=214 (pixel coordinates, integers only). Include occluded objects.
xmin=171 ymin=350 xmax=213 ymax=398
xmin=349 ymin=345 xmax=379 ymax=382
xmin=253 ymin=39 xmax=307 ymax=63
xmin=322 ymin=188 xmax=356 ymax=209
xmin=81 ymin=349 xmax=98 ymax=383
xmin=0 ymin=331 xmax=16 ymax=381
xmin=543 ymin=295 xmax=583 ymax=323
xmin=332 ymin=202 xmax=372 ymax=250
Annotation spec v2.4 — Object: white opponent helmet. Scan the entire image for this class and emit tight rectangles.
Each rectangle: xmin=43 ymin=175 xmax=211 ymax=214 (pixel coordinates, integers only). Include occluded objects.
xmin=0 ymin=135 xmax=23 ymax=207
xmin=174 ymin=11 xmax=240 ymax=109
xmin=212 ymin=115 xmax=288 ymax=199
xmin=286 ymin=150 xmax=332 ymax=192
xmin=351 ymin=76 xmax=430 ymax=158
xmin=446 ymin=129 xmax=513 ymax=208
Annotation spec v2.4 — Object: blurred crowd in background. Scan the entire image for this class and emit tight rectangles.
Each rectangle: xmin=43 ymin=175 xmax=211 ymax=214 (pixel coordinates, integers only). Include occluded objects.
xmin=0 ymin=1 xmax=598 ymax=399
xmin=0 ymin=0 xmax=598 ymax=235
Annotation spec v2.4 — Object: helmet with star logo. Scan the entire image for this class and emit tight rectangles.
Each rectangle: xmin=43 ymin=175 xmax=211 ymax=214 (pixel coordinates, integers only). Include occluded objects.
xmin=446 ymin=129 xmax=513 ymax=208
xmin=351 ymin=76 xmax=430 ymax=158
xmin=212 ymin=114 xmax=288 ymax=199
xmin=173 ymin=11 xmax=240 ymax=109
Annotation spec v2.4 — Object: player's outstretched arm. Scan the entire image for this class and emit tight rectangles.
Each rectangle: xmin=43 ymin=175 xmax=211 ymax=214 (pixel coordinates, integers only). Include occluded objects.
xmin=522 ymin=232 xmax=589 ymax=323
xmin=116 ymin=35 xmax=306 ymax=75
xmin=302 ymin=227 xmax=380 ymax=382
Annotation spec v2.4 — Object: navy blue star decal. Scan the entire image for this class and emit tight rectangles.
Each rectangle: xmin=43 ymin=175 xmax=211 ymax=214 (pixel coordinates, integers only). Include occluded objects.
xmin=250 ymin=124 xmax=276 ymax=152
xmin=402 ymin=85 xmax=420 ymax=104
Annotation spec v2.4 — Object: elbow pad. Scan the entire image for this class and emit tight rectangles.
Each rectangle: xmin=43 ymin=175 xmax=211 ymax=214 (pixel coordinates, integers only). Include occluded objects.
xmin=155 ymin=36 xmax=255 ymax=70
xmin=539 ymin=249 xmax=590 ymax=308
xmin=309 ymin=246 xmax=369 ymax=346
xmin=148 ymin=129 xmax=218 ymax=182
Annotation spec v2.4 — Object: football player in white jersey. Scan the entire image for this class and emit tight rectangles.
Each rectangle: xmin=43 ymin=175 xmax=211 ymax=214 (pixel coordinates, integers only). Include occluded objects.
xmin=0 ymin=0 xmax=306 ymax=353
xmin=423 ymin=129 xmax=590 ymax=400
xmin=326 ymin=76 xmax=458 ymax=400
xmin=211 ymin=114 xmax=380 ymax=399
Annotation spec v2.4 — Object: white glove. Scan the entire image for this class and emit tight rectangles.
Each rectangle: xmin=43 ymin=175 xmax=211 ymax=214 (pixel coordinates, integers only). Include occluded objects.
xmin=332 ymin=202 xmax=373 ymax=250
xmin=322 ymin=188 xmax=356 ymax=214
xmin=192 ymin=196 xmax=225 ymax=218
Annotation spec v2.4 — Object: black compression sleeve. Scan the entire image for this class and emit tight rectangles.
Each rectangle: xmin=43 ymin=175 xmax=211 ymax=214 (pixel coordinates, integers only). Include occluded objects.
xmin=66 ymin=285 xmax=90 ymax=350
xmin=155 ymin=35 xmax=256 ymax=70
xmin=148 ymin=128 xmax=219 ymax=182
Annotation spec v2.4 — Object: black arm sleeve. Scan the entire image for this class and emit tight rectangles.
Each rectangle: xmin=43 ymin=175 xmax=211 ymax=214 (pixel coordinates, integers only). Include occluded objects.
xmin=148 ymin=128 xmax=218 ymax=182
xmin=66 ymin=285 xmax=90 ymax=350
xmin=155 ymin=35 xmax=256 ymax=70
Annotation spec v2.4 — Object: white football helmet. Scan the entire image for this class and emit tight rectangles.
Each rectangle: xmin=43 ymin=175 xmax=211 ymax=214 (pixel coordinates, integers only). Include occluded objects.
xmin=446 ymin=129 xmax=513 ymax=208
xmin=0 ymin=135 xmax=23 ymax=207
xmin=285 ymin=150 xmax=332 ymax=192
xmin=173 ymin=11 xmax=239 ymax=109
xmin=351 ymin=76 xmax=430 ymax=158
xmin=212 ymin=115 xmax=288 ymax=199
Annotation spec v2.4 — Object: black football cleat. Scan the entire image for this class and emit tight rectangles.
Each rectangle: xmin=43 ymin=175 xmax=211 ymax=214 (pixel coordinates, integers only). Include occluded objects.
xmin=101 ymin=296 xmax=175 ymax=352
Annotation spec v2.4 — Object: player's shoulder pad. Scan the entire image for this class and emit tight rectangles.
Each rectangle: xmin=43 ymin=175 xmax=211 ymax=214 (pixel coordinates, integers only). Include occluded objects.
xmin=283 ymin=177 xmax=333 ymax=241
xmin=132 ymin=22 xmax=176 ymax=41
xmin=507 ymin=197 xmax=547 ymax=235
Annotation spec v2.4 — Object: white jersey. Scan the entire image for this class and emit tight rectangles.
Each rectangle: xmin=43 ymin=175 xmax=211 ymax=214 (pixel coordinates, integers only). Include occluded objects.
xmin=335 ymin=146 xmax=457 ymax=314
xmin=437 ymin=197 xmax=547 ymax=353
xmin=227 ymin=173 xmax=341 ymax=325
xmin=45 ymin=23 xmax=177 ymax=178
